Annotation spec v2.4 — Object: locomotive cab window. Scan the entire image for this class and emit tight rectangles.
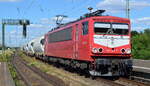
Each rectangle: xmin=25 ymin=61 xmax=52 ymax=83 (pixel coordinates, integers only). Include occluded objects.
xmin=94 ymin=22 xmax=129 ymax=35
xmin=82 ymin=21 xmax=88 ymax=35
xmin=94 ymin=22 xmax=110 ymax=34
xmin=112 ymin=23 xmax=129 ymax=35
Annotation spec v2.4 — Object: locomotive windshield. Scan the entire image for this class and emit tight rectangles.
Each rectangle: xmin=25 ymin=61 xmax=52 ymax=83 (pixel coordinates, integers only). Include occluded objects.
xmin=94 ymin=22 xmax=129 ymax=35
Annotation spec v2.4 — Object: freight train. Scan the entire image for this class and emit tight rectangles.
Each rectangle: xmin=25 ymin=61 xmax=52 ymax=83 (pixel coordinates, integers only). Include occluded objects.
xmin=23 ymin=10 xmax=133 ymax=77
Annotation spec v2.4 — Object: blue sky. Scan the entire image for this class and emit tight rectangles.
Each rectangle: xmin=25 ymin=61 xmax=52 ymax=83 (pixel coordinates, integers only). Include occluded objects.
xmin=0 ymin=0 xmax=150 ymax=47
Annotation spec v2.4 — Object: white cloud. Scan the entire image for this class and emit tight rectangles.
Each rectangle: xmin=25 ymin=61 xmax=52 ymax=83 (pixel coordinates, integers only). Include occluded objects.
xmin=28 ymin=24 xmax=51 ymax=29
xmin=10 ymin=30 xmax=17 ymax=34
xmin=131 ymin=17 xmax=150 ymax=31
xmin=132 ymin=26 xmax=144 ymax=31
xmin=133 ymin=17 xmax=150 ymax=25
xmin=137 ymin=17 xmax=150 ymax=22
xmin=97 ymin=0 xmax=150 ymax=13
xmin=40 ymin=18 xmax=55 ymax=25
xmin=0 ymin=0 xmax=22 ymax=2
xmin=131 ymin=1 xmax=150 ymax=8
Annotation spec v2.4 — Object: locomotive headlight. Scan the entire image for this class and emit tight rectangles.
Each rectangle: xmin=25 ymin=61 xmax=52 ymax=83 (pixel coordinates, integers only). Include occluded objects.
xmin=92 ymin=48 xmax=103 ymax=53
xmin=121 ymin=49 xmax=126 ymax=53
xmin=126 ymin=48 xmax=131 ymax=54
xmin=92 ymin=48 xmax=98 ymax=53
xmin=98 ymin=48 xmax=103 ymax=53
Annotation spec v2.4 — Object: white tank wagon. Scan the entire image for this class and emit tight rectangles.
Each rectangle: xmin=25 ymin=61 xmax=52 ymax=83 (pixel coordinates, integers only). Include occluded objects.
xmin=26 ymin=40 xmax=35 ymax=56
xmin=21 ymin=44 xmax=29 ymax=54
xmin=32 ymin=36 xmax=45 ymax=58
xmin=22 ymin=45 xmax=28 ymax=52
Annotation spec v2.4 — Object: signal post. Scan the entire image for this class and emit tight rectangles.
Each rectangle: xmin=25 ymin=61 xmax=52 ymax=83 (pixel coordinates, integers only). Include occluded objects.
xmin=1 ymin=19 xmax=30 ymax=53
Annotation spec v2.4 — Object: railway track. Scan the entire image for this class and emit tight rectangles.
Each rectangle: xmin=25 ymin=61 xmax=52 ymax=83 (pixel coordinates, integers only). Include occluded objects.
xmin=12 ymin=53 xmax=67 ymax=86
xmin=95 ymin=78 xmax=124 ymax=86
xmin=115 ymin=77 xmax=150 ymax=86
xmin=17 ymin=52 xmax=150 ymax=86
xmin=95 ymin=77 xmax=150 ymax=86
xmin=17 ymin=53 xmax=127 ymax=86
xmin=131 ymin=71 xmax=150 ymax=84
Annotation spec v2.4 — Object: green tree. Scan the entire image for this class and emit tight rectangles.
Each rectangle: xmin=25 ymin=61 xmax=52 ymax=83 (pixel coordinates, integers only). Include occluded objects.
xmin=131 ymin=30 xmax=139 ymax=36
xmin=132 ymin=29 xmax=150 ymax=60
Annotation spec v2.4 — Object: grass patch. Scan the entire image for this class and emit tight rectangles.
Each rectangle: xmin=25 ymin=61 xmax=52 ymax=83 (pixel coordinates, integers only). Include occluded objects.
xmin=8 ymin=63 xmax=26 ymax=86
xmin=0 ymin=50 xmax=25 ymax=86
xmin=0 ymin=50 xmax=14 ymax=62
xmin=27 ymin=62 xmax=38 ymax=66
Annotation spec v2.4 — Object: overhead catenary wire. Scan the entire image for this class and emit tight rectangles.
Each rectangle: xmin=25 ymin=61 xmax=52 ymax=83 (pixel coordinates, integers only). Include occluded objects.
xmin=3 ymin=1 xmax=51 ymax=47
xmin=62 ymin=0 xmax=93 ymax=16
xmin=22 ymin=0 xmax=36 ymax=17
xmin=16 ymin=7 xmax=21 ymax=17
xmin=15 ymin=0 xmax=97 ymax=46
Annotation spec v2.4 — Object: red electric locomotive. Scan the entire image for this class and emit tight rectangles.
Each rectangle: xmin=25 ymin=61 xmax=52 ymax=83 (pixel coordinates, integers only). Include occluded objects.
xmin=44 ymin=10 xmax=132 ymax=76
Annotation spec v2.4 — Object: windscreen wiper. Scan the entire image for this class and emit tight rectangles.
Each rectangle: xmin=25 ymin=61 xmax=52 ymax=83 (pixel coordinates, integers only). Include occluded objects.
xmin=103 ymin=23 xmax=114 ymax=36
xmin=103 ymin=28 xmax=114 ymax=36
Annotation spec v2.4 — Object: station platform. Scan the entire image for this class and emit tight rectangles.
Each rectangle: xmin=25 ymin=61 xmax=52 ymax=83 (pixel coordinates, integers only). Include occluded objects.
xmin=133 ymin=59 xmax=150 ymax=73
xmin=0 ymin=62 xmax=15 ymax=86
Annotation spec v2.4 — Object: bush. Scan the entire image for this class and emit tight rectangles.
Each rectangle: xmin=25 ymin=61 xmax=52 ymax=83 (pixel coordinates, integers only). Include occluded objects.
xmin=132 ymin=29 xmax=150 ymax=60
xmin=0 ymin=50 xmax=13 ymax=62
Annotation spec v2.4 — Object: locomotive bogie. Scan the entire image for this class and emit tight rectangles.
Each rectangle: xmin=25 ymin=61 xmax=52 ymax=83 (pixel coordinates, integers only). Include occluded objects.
xmin=45 ymin=56 xmax=89 ymax=70
xmin=89 ymin=58 xmax=132 ymax=76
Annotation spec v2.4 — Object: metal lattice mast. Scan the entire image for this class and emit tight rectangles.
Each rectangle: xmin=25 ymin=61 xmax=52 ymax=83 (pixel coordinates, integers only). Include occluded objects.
xmin=126 ymin=0 xmax=130 ymax=19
